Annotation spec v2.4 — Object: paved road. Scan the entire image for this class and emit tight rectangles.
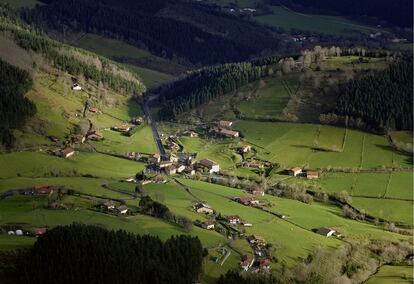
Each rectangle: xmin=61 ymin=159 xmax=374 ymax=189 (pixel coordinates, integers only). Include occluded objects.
xmin=142 ymin=101 xmax=166 ymax=157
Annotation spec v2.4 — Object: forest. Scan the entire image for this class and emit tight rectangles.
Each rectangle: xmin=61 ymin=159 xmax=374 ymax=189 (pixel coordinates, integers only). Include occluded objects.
xmin=156 ymin=55 xmax=280 ymax=119
xmin=0 ymin=59 xmax=36 ymax=147
xmin=22 ymin=0 xmax=277 ymax=65
xmin=21 ymin=224 xmax=204 ymax=284
xmin=271 ymin=0 xmax=413 ymax=28
xmin=335 ymin=58 xmax=413 ymax=131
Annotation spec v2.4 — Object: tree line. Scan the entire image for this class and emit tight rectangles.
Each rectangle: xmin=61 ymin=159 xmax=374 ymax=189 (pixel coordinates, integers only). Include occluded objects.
xmin=155 ymin=55 xmax=280 ymax=119
xmin=0 ymin=59 xmax=36 ymax=147
xmin=22 ymin=0 xmax=277 ymax=65
xmin=335 ymin=57 xmax=413 ymax=131
xmin=21 ymin=223 xmax=204 ymax=284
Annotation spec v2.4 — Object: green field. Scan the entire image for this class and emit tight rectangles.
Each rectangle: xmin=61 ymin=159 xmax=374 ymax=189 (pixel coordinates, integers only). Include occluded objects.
xmin=255 ymin=6 xmax=383 ymax=36
xmin=74 ymin=34 xmax=174 ymax=88
xmin=0 ymin=0 xmax=41 ymax=9
xmin=366 ymin=265 xmax=413 ymax=284
xmin=236 ymin=78 xmax=293 ymax=119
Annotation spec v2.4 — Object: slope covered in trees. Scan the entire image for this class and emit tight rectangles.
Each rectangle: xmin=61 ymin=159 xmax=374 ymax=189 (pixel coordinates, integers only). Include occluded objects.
xmin=335 ymin=58 xmax=413 ymax=131
xmin=0 ymin=59 xmax=36 ymax=147
xmin=22 ymin=0 xmax=278 ymax=65
xmin=23 ymin=224 xmax=204 ymax=284
xmin=272 ymin=0 xmax=413 ymax=28
xmin=155 ymin=55 xmax=280 ymax=119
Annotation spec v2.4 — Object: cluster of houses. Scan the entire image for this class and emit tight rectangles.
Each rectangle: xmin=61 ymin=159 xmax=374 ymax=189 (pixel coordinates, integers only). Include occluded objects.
xmin=289 ymin=167 xmax=319 ymax=179
xmin=232 ymin=196 xmax=260 ymax=207
xmin=98 ymin=200 xmax=129 ymax=215
xmin=145 ymin=152 xmax=220 ymax=177
xmin=2 ymin=225 xmax=49 ymax=238
xmin=240 ymin=235 xmax=271 ymax=272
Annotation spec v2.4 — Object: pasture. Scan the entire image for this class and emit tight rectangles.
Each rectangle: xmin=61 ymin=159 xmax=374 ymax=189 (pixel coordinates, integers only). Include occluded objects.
xmin=366 ymin=265 xmax=413 ymax=284
xmin=255 ymin=6 xmax=383 ymax=36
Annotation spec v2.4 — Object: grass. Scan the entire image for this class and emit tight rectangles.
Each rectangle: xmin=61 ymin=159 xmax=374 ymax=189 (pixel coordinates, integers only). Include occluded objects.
xmin=0 ymin=235 xmax=35 ymax=250
xmin=0 ymin=151 xmax=144 ymax=180
xmin=0 ymin=0 xmax=41 ymax=9
xmin=366 ymin=265 xmax=413 ymax=284
xmin=236 ymin=78 xmax=293 ymax=119
xmin=90 ymin=126 xmax=158 ymax=154
xmin=255 ymin=6 xmax=383 ymax=36
xmin=74 ymin=33 xmax=174 ymax=88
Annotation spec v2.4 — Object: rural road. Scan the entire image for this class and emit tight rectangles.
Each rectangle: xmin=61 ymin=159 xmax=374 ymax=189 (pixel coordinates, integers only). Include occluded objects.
xmin=142 ymin=100 xmax=166 ymax=157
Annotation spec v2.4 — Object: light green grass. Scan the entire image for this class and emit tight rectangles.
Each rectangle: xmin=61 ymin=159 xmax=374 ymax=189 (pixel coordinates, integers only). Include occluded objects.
xmin=366 ymin=265 xmax=413 ymax=284
xmin=256 ymin=6 xmax=383 ymax=36
xmin=0 ymin=151 xmax=144 ymax=179
xmin=90 ymin=126 xmax=157 ymax=154
xmin=236 ymin=78 xmax=292 ymax=119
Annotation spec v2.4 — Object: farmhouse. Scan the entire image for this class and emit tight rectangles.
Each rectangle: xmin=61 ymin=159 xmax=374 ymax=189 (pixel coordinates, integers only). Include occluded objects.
xmin=166 ymin=153 xmax=178 ymax=162
xmin=70 ymin=134 xmax=86 ymax=144
xmin=198 ymin=159 xmax=220 ymax=173
xmin=247 ymin=235 xmax=266 ymax=246
xmin=61 ymin=147 xmax=75 ymax=158
xmin=201 ymin=221 xmax=215 ymax=230
xmin=244 ymin=159 xmax=264 ymax=169
xmin=313 ymin=227 xmax=336 ymax=237
xmin=259 ymin=259 xmax=271 ymax=270
xmin=112 ymin=125 xmax=131 ymax=133
xmin=219 ymin=128 xmax=239 ymax=138
xmin=88 ymin=107 xmax=100 ymax=113
xmin=33 ymin=227 xmax=48 ymax=236
xmin=33 ymin=185 xmax=55 ymax=195
xmin=250 ymin=189 xmax=265 ymax=196
xmin=184 ymin=167 xmax=195 ymax=175
xmin=240 ymin=255 xmax=254 ymax=271
xmin=125 ymin=151 xmax=141 ymax=161
xmin=218 ymin=120 xmax=233 ymax=128
xmin=306 ymin=171 xmax=319 ymax=179
xmin=72 ymin=83 xmax=82 ymax=90
xmin=131 ymin=116 xmax=144 ymax=125
xmin=164 ymin=165 xmax=177 ymax=175
xmin=289 ymin=167 xmax=302 ymax=176
xmin=167 ymin=141 xmax=179 ymax=150
xmin=239 ymin=144 xmax=251 ymax=153
xmin=226 ymin=215 xmax=241 ymax=224
xmin=116 ymin=205 xmax=129 ymax=215
xmin=193 ymin=203 xmax=214 ymax=215
xmin=236 ymin=196 xmax=259 ymax=206
xmin=101 ymin=201 xmax=116 ymax=211
xmin=88 ymin=130 xmax=104 ymax=141
xmin=149 ymin=154 xmax=161 ymax=164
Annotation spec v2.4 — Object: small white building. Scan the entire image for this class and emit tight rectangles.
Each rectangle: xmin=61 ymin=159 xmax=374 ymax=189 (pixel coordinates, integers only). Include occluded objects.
xmin=314 ymin=227 xmax=336 ymax=237
xmin=72 ymin=83 xmax=82 ymax=91
xmin=199 ymin=159 xmax=220 ymax=174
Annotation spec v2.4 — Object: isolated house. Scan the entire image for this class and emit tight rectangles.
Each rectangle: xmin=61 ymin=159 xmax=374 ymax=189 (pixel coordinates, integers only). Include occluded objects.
xmin=72 ymin=83 xmax=82 ymax=90
xmin=236 ymin=196 xmax=259 ymax=206
xmin=101 ymin=201 xmax=116 ymax=211
xmin=199 ymin=159 xmax=220 ymax=174
xmin=88 ymin=130 xmax=104 ymax=141
xmin=33 ymin=227 xmax=48 ymax=236
xmin=250 ymin=189 xmax=265 ymax=196
xmin=131 ymin=116 xmax=144 ymax=125
xmin=183 ymin=130 xmax=198 ymax=137
xmin=202 ymin=221 xmax=215 ymax=230
xmin=289 ymin=167 xmax=302 ymax=176
xmin=313 ymin=227 xmax=336 ymax=237
xmin=112 ymin=125 xmax=131 ymax=133
xmin=219 ymin=128 xmax=239 ymax=138
xmin=259 ymin=259 xmax=271 ymax=270
xmin=61 ymin=147 xmax=75 ymax=158
xmin=117 ymin=205 xmax=129 ymax=215
xmin=33 ymin=185 xmax=55 ymax=195
xmin=239 ymin=145 xmax=251 ymax=153
xmin=218 ymin=120 xmax=233 ymax=128
xmin=226 ymin=215 xmax=241 ymax=224
xmin=193 ymin=203 xmax=214 ymax=215
xmin=306 ymin=171 xmax=319 ymax=179
xmin=88 ymin=107 xmax=100 ymax=113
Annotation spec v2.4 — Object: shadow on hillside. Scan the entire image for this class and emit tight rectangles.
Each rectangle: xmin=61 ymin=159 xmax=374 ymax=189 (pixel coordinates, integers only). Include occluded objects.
xmin=374 ymin=144 xmax=413 ymax=165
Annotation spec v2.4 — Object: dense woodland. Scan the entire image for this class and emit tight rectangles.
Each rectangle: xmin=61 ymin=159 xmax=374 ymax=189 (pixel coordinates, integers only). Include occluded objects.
xmin=156 ymin=55 xmax=280 ymax=119
xmin=22 ymin=0 xmax=277 ymax=65
xmin=271 ymin=0 xmax=413 ymax=28
xmin=22 ymin=224 xmax=204 ymax=284
xmin=0 ymin=59 xmax=36 ymax=147
xmin=335 ymin=58 xmax=413 ymax=131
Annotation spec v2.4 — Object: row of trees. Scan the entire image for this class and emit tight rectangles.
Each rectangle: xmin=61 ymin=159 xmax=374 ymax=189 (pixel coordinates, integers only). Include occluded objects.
xmin=156 ymin=56 xmax=280 ymax=119
xmin=0 ymin=59 xmax=36 ymax=147
xmin=0 ymin=13 xmax=145 ymax=95
xmin=22 ymin=224 xmax=204 ymax=284
xmin=22 ymin=0 xmax=277 ymax=65
xmin=335 ymin=57 xmax=413 ymax=131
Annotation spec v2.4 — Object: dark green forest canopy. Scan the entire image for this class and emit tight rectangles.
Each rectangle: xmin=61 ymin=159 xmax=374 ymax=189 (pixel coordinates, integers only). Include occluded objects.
xmin=22 ymin=0 xmax=278 ymax=65
xmin=22 ymin=224 xmax=204 ymax=284
xmin=0 ymin=59 xmax=36 ymax=147
xmin=335 ymin=58 xmax=413 ymax=131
